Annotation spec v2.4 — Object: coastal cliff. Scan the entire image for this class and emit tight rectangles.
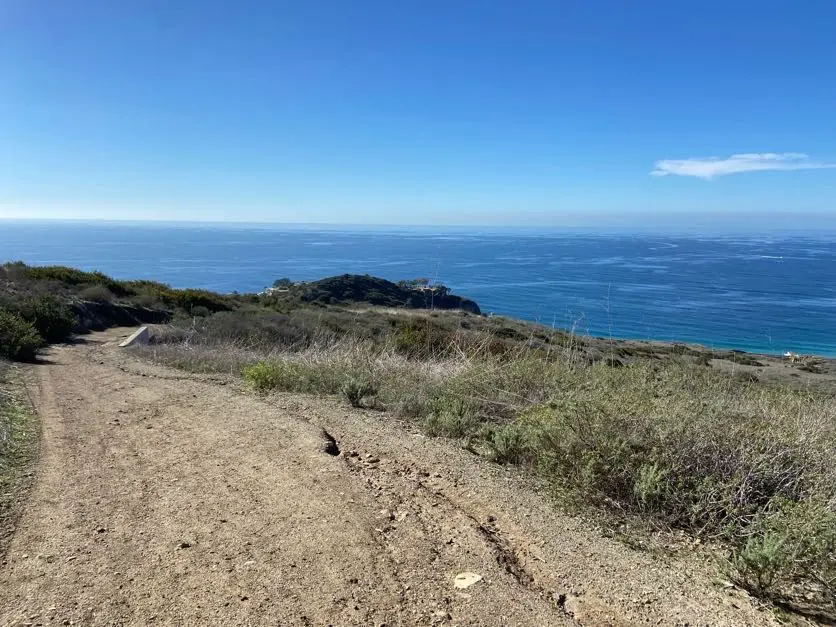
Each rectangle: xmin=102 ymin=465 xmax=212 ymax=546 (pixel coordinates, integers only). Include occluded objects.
xmin=289 ymin=274 xmax=481 ymax=314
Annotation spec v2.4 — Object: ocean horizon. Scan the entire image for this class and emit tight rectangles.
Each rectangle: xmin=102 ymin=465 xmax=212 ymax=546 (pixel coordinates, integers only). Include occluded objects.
xmin=2 ymin=219 xmax=835 ymax=357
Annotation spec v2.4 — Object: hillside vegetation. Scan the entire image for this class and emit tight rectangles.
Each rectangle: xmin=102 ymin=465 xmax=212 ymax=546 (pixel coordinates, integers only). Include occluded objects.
xmin=0 ymin=263 xmax=481 ymax=361
xmin=0 ymin=360 xmax=38 ymax=558
xmin=2 ymin=262 xmax=834 ymax=616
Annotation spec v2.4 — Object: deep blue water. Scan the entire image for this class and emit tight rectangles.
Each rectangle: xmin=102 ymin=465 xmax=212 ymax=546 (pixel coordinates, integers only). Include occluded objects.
xmin=2 ymin=221 xmax=835 ymax=356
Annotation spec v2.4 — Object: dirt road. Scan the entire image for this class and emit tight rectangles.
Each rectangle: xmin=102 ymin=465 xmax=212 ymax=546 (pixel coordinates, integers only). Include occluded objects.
xmin=0 ymin=329 xmax=776 ymax=626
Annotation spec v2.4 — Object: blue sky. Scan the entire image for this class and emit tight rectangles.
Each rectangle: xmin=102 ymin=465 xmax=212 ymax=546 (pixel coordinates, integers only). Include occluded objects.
xmin=1 ymin=0 xmax=835 ymax=225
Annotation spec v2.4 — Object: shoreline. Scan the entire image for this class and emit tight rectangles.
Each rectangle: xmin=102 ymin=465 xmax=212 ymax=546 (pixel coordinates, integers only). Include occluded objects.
xmin=479 ymin=312 xmax=836 ymax=362
xmin=467 ymin=312 xmax=836 ymax=390
xmin=568 ymin=330 xmax=836 ymax=362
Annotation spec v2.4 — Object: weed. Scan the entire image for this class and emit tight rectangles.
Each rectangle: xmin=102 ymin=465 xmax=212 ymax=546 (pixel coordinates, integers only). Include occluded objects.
xmin=341 ymin=378 xmax=378 ymax=408
xmin=242 ymin=361 xmax=297 ymax=393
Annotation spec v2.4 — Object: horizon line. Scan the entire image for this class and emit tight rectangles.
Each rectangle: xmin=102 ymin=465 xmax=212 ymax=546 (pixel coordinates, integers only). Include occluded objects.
xmin=2 ymin=211 xmax=836 ymax=229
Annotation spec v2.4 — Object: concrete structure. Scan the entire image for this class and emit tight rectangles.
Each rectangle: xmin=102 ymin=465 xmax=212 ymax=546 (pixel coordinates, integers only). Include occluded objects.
xmin=118 ymin=326 xmax=150 ymax=348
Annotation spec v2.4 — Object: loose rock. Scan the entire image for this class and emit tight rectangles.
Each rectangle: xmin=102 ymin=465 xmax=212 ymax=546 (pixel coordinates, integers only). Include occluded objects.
xmin=454 ymin=572 xmax=483 ymax=589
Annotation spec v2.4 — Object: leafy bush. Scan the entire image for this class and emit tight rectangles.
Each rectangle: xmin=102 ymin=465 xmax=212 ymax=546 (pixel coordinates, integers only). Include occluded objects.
xmin=341 ymin=378 xmax=378 ymax=408
xmin=130 ymin=291 xmax=166 ymax=309
xmin=189 ymin=305 xmax=212 ymax=318
xmin=15 ymin=296 xmax=77 ymax=343
xmin=0 ymin=311 xmax=42 ymax=361
xmin=392 ymin=393 xmax=428 ymax=418
xmin=242 ymin=361 xmax=288 ymax=392
xmin=422 ymin=404 xmax=480 ymax=439
xmin=729 ymin=498 xmax=836 ymax=603
xmin=242 ymin=359 xmax=348 ymax=395
xmin=20 ymin=265 xmax=130 ymax=296
xmin=488 ymin=422 xmax=532 ymax=465
xmin=513 ymin=367 xmax=818 ymax=526
xmin=79 ymin=284 xmax=115 ymax=302
xmin=392 ymin=320 xmax=451 ymax=358
xmin=160 ymin=288 xmax=234 ymax=314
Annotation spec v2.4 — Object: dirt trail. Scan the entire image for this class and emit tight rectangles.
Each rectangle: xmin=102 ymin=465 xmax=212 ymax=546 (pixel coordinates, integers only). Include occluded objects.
xmin=0 ymin=329 xmax=777 ymax=626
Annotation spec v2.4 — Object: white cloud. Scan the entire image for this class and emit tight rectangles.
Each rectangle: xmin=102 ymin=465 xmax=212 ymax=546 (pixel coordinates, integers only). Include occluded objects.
xmin=651 ymin=152 xmax=836 ymax=179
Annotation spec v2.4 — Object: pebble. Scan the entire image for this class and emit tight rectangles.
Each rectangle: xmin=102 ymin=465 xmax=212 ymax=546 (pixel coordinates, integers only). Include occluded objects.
xmin=453 ymin=572 xmax=483 ymax=589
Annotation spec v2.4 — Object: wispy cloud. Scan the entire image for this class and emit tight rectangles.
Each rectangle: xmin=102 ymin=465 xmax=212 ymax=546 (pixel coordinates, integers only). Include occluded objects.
xmin=651 ymin=152 xmax=836 ymax=179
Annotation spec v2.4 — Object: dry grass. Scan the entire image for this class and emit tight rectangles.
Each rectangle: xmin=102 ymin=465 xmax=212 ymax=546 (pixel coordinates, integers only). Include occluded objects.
xmin=0 ymin=361 xmax=39 ymax=559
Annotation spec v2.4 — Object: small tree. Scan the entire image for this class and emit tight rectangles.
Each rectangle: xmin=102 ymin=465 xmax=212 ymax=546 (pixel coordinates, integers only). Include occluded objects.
xmin=0 ymin=310 xmax=43 ymax=361
xmin=272 ymin=278 xmax=293 ymax=288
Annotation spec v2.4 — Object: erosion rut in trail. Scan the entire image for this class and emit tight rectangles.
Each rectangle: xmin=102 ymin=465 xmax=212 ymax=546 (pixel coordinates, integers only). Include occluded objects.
xmin=0 ymin=329 xmax=776 ymax=626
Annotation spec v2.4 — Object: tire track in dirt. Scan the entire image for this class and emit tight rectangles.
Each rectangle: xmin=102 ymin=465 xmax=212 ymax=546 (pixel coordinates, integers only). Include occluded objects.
xmin=341 ymin=450 xmax=578 ymax=625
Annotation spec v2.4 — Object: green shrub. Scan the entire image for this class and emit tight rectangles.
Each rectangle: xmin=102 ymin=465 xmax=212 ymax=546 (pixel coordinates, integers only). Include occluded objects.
xmin=488 ymin=422 xmax=531 ymax=465
xmin=21 ymin=265 xmax=129 ymax=296
xmin=162 ymin=288 xmax=234 ymax=314
xmin=242 ymin=359 xmax=347 ymax=396
xmin=729 ymin=498 xmax=836 ymax=603
xmin=484 ymin=364 xmax=836 ymax=606
xmin=0 ymin=311 xmax=42 ymax=361
xmin=189 ymin=305 xmax=212 ymax=318
xmin=341 ymin=378 xmax=378 ymax=408
xmin=423 ymin=409 xmax=480 ymax=439
xmin=423 ymin=393 xmax=480 ymax=439
xmin=392 ymin=321 xmax=451 ymax=358
xmin=130 ymin=291 xmax=165 ymax=309
xmin=79 ymin=284 xmax=115 ymax=302
xmin=392 ymin=393 xmax=428 ymax=418
xmin=495 ymin=326 xmax=525 ymax=340
xmin=15 ymin=296 xmax=77 ymax=343
xmin=242 ymin=361 xmax=290 ymax=392
xmin=426 ymin=356 xmax=558 ymax=422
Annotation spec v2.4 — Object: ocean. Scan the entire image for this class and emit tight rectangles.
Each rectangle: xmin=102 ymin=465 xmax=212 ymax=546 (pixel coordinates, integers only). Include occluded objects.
xmin=1 ymin=220 xmax=835 ymax=356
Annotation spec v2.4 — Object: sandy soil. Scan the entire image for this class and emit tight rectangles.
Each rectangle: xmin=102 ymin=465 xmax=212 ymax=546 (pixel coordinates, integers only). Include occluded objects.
xmin=0 ymin=328 xmax=780 ymax=626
